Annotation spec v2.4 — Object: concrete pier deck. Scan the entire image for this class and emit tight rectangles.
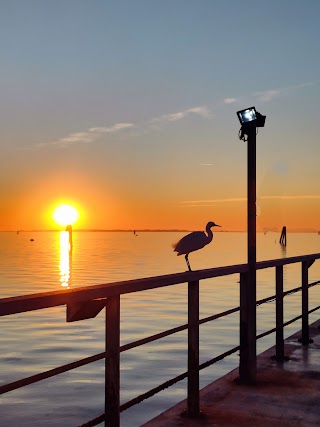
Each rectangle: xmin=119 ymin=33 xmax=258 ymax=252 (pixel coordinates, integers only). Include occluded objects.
xmin=143 ymin=320 xmax=320 ymax=427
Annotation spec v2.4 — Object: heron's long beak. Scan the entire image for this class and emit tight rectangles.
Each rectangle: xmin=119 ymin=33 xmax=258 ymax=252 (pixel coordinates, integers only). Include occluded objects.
xmin=215 ymin=224 xmax=221 ymax=227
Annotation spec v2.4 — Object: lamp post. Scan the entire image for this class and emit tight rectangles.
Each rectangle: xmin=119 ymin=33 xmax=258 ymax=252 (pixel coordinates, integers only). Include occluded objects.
xmin=237 ymin=107 xmax=266 ymax=384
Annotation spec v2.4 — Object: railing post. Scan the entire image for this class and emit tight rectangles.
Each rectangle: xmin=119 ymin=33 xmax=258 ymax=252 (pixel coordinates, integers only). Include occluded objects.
xmin=301 ymin=261 xmax=310 ymax=345
xmin=275 ymin=266 xmax=285 ymax=360
xmin=105 ymin=295 xmax=120 ymax=427
xmin=187 ymin=280 xmax=200 ymax=417
xmin=239 ymin=271 xmax=256 ymax=383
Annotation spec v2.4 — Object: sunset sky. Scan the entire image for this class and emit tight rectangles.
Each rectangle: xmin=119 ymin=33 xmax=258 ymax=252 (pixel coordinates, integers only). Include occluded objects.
xmin=1 ymin=1 xmax=320 ymax=232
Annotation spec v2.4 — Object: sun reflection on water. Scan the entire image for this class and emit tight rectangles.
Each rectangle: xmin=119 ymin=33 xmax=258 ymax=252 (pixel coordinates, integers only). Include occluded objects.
xmin=59 ymin=231 xmax=72 ymax=288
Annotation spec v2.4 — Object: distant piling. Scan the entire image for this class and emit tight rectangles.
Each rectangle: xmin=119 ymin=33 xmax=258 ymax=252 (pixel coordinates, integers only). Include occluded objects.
xmin=66 ymin=224 xmax=73 ymax=249
xmin=279 ymin=226 xmax=287 ymax=246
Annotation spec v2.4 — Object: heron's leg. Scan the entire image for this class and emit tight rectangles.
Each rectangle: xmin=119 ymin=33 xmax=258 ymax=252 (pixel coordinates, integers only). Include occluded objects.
xmin=185 ymin=254 xmax=192 ymax=271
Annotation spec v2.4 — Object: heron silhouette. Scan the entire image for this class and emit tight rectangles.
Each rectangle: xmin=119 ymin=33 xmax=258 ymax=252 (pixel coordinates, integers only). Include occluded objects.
xmin=173 ymin=221 xmax=221 ymax=271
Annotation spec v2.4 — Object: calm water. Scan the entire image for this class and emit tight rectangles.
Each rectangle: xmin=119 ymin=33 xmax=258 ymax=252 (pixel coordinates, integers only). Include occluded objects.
xmin=1 ymin=231 xmax=320 ymax=426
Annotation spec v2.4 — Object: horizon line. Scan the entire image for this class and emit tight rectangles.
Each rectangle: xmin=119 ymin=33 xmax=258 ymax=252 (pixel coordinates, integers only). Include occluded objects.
xmin=2 ymin=228 xmax=320 ymax=233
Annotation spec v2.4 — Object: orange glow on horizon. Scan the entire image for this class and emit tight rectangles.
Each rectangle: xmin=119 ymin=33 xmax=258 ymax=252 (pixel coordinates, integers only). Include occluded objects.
xmin=1 ymin=189 xmax=320 ymax=232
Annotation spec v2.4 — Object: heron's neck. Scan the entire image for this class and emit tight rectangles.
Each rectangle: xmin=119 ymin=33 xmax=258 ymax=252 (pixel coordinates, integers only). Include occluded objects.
xmin=206 ymin=227 xmax=213 ymax=242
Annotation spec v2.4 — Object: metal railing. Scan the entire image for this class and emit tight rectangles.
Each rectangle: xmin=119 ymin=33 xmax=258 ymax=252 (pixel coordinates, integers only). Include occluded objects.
xmin=1 ymin=253 xmax=320 ymax=426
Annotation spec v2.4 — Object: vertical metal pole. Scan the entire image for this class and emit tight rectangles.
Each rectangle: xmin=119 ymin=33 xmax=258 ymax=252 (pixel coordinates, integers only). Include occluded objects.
xmin=187 ymin=280 xmax=200 ymax=417
xmin=105 ymin=295 xmax=120 ymax=427
xmin=301 ymin=261 xmax=309 ymax=345
xmin=239 ymin=271 xmax=250 ymax=381
xmin=275 ymin=266 xmax=284 ymax=360
xmin=245 ymin=125 xmax=257 ymax=383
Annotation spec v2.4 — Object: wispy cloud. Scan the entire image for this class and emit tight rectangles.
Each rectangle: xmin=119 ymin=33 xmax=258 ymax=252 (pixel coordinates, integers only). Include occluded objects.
xmin=58 ymin=132 xmax=95 ymax=145
xmin=255 ymin=82 xmax=313 ymax=102
xmin=224 ymin=97 xmax=238 ymax=104
xmin=88 ymin=123 xmax=134 ymax=133
xmin=150 ymin=106 xmax=210 ymax=124
xmin=32 ymin=81 xmax=314 ymax=149
xmin=37 ymin=122 xmax=134 ymax=148
xmin=179 ymin=194 xmax=320 ymax=207
xmin=255 ymin=89 xmax=281 ymax=102
xmin=179 ymin=197 xmax=246 ymax=207
xmin=260 ymin=195 xmax=320 ymax=200
xmin=35 ymin=105 xmax=211 ymax=149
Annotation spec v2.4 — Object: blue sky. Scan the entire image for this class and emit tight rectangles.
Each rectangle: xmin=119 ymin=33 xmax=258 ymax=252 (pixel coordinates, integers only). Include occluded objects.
xmin=1 ymin=1 xmax=320 ymax=230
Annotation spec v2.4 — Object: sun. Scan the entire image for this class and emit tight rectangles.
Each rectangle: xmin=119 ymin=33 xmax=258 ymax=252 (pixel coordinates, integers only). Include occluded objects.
xmin=52 ymin=204 xmax=80 ymax=227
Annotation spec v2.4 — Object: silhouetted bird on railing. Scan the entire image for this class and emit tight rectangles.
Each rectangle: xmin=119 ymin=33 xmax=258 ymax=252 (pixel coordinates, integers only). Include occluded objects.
xmin=173 ymin=221 xmax=221 ymax=271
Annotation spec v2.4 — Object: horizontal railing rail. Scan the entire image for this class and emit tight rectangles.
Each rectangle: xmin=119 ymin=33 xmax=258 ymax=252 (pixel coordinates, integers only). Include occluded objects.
xmin=1 ymin=252 xmax=320 ymax=426
xmin=0 ymin=263 xmax=249 ymax=316
xmin=1 ymin=254 xmax=320 ymax=317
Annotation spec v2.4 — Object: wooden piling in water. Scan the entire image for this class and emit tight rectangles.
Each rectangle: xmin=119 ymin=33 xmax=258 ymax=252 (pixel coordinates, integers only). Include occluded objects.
xmin=279 ymin=226 xmax=287 ymax=246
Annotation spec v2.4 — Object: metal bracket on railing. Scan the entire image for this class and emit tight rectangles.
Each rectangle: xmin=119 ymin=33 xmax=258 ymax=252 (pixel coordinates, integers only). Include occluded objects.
xmin=66 ymin=299 xmax=107 ymax=322
xmin=307 ymin=260 xmax=315 ymax=269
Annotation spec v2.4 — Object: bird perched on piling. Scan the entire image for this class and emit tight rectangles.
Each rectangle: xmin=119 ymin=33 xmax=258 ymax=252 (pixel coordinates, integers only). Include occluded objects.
xmin=173 ymin=221 xmax=221 ymax=271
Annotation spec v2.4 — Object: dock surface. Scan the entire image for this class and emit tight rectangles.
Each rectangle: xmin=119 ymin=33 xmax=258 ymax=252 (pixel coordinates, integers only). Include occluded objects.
xmin=143 ymin=320 xmax=320 ymax=426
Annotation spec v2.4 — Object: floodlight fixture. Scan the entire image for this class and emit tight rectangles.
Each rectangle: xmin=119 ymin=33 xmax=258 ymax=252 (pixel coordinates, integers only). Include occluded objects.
xmin=237 ymin=106 xmax=266 ymax=128
xmin=237 ymin=107 xmax=257 ymax=124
